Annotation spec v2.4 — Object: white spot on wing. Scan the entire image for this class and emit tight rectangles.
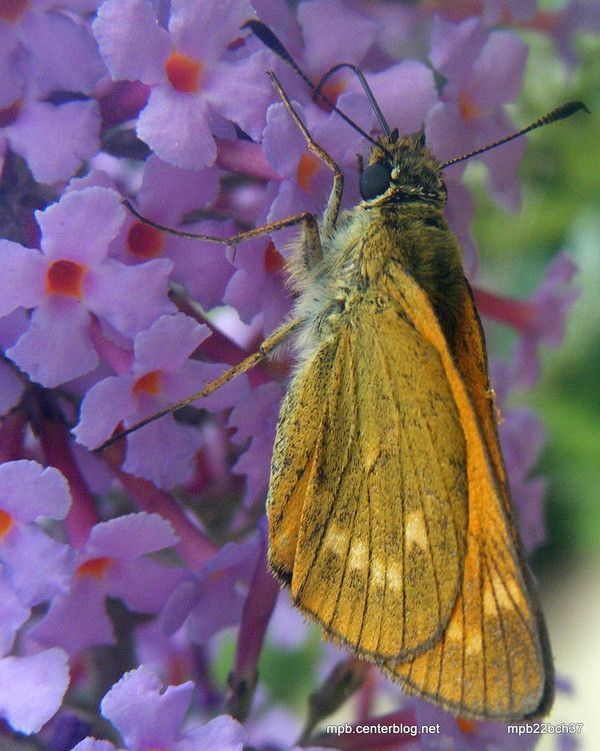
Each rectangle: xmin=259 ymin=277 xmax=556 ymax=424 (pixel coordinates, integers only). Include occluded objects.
xmin=466 ymin=632 xmax=482 ymax=655
xmin=324 ymin=525 xmax=349 ymax=554
xmin=386 ymin=563 xmax=403 ymax=592
xmin=372 ymin=559 xmax=385 ymax=586
xmin=348 ymin=540 xmax=368 ymax=571
xmin=405 ymin=511 xmax=428 ymax=549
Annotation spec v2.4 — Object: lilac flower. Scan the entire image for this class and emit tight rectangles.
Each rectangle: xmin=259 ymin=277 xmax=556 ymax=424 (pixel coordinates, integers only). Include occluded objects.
xmin=268 ymin=591 xmax=310 ymax=650
xmin=426 ymin=16 xmax=528 ymax=210
xmin=0 ymin=309 xmax=28 ymax=415
xmin=0 ymin=572 xmax=29 ymax=654
xmin=93 ymin=0 xmax=274 ymax=168
xmin=223 ymin=234 xmax=292 ymax=334
xmin=117 ymin=155 xmax=236 ymax=308
xmin=245 ymin=706 xmax=304 ymax=749
xmin=0 ymin=460 xmax=72 ymax=735
xmin=163 ymin=534 xmax=259 ymax=642
xmin=0 ymin=1 xmax=591 ymax=748
xmin=30 ymin=512 xmax=182 ymax=654
xmin=74 ymin=312 xmax=249 ymax=488
xmin=546 ymin=1 xmax=600 ymax=67
xmin=0 ymin=460 xmax=72 ymax=608
xmin=483 ymin=0 xmax=538 ymax=24
xmin=0 ymin=187 xmax=175 ymax=387
xmin=0 ymin=91 xmax=102 ymax=185
xmin=0 ymin=1 xmax=105 ymax=98
xmin=444 ymin=174 xmax=478 ymax=276
xmin=296 ymin=0 xmax=380 ymax=76
xmin=71 ymin=665 xmax=247 ymax=751
xmin=0 ymin=1 xmax=105 ymax=183
xmin=229 ymin=381 xmax=285 ymax=509
xmin=412 ymin=698 xmax=539 ymax=751
xmin=0 ymin=647 xmax=69 ymax=735
xmin=499 ymin=408 xmax=547 ymax=555
xmin=476 ymin=252 xmax=580 ymax=389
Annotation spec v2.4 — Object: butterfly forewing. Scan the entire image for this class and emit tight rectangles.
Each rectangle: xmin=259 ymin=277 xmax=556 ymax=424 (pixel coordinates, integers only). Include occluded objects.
xmin=267 ymin=293 xmax=469 ymax=660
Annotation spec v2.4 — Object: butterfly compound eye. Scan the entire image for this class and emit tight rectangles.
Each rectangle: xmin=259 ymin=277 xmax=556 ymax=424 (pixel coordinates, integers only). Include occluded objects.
xmin=359 ymin=161 xmax=392 ymax=200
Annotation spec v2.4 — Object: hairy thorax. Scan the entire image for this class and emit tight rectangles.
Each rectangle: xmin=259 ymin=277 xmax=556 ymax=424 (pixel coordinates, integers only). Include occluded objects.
xmin=290 ymin=200 xmax=466 ymax=358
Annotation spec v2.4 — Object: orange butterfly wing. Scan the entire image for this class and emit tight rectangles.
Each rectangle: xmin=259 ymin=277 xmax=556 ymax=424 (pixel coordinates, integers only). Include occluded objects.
xmin=383 ymin=267 xmax=553 ymax=720
xmin=268 ymin=295 xmax=469 ymax=661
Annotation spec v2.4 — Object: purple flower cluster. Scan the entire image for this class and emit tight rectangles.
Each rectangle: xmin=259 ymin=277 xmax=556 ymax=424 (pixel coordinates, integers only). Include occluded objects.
xmin=0 ymin=1 xmax=591 ymax=750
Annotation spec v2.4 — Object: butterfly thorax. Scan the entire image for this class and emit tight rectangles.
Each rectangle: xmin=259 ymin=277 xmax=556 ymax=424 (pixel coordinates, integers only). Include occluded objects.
xmin=291 ymin=136 xmax=467 ymax=356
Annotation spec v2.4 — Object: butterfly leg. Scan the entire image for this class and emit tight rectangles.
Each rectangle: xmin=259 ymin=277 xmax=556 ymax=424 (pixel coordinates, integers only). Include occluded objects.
xmin=97 ymin=317 xmax=304 ymax=451
xmin=125 ymin=198 xmax=320 ymax=254
xmin=266 ymin=70 xmax=343 ymax=235
xmin=125 ymin=198 xmax=323 ymax=269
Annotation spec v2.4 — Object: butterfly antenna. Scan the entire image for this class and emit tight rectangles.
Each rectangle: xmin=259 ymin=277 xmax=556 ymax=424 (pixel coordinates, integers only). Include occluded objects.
xmin=315 ymin=63 xmax=391 ymax=139
xmin=440 ymin=100 xmax=589 ymax=169
xmin=243 ymin=19 xmax=392 ymax=156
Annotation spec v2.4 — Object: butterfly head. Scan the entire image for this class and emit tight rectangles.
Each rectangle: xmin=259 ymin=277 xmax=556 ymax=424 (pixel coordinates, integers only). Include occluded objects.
xmin=359 ymin=131 xmax=447 ymax=206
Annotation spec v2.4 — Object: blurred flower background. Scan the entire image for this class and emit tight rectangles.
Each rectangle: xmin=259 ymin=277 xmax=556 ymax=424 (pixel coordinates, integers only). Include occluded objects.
xmin=0 ymin=1 xmax=598 ymax=750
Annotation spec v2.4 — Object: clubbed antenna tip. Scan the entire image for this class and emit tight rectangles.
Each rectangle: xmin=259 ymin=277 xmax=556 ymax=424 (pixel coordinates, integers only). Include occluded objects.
xmin=441 ymin=100 xmax=589 ymax=169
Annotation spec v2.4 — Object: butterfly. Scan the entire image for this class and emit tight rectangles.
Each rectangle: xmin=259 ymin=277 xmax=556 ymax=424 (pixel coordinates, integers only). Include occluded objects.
xmin=104 ymin=20 xmax=587 ymax=721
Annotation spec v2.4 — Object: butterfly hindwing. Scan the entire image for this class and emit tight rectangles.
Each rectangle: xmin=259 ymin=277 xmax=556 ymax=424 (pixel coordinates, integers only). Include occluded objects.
xmin=383 ymin=266 xmax=551 ymax=720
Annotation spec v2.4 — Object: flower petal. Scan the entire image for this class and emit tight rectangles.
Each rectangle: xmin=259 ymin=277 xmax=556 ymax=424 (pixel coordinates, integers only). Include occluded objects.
xmin=93 ymin=0 xmax=172 ymax=85
xmin=0 ymin=460 xmax=71 ymax=520
xmin=133 ymin=313 xmax=209 ymax=373
xmin=0 ymin=241 xmax=45 ymax=316
xmin=0 ymin=361 xmax=25 ymax=416
xmin=169 ymin=0 xmax=255 ymax=61
xmin=38 ymin=187 xmax=125 ymax=264
xmin=100 ymin=665 xmax=193 ymax=748
xmin=365 ymin=60 xmax=437 ymax=135
xmin=21 ymin=9 xmax=105 ymax=95
xmin=298 ymin=0 xmax=379 ymax=73
xmin=0 ymin=648 xmax=69 ymax=734
xmin=85 ymin=257 xmax=175 ymax=337
xmin=87 ymin=512 xmax=178 ymax=559
xmin=31 ymin=579 xmax=115 ymax=654
xmin=137 ymin=87 xmax=216 ymax=168
xmin=205 ymin=51 xmax=273 ymax=142
xmin=8 ymin=99 xmax=101 ymax=184
xmin=7 ymin=299 xmax=97 ymax=387
xmin=0 ymin=573 xmax=29 ymax=657
xmin=429 ymin=16 xmax=486 ymax=86
xmin=122 ymin=416 xmax=202 ymax=488
xmin=73 ymin=375 xmax=136 ymax=449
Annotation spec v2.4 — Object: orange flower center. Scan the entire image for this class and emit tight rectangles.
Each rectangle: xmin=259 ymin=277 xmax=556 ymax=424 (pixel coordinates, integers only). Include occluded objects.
xmin=456 ymin=716 xmax=476 ymax=734
xmin=315 ymin=79 xmax=347 ymax=112
xmin=127 ymin=221 xmax=165 ymax=259
xmin=166 ymin=51 xmax=203 ymax=93
xmin=0 ymin=0 xmax=30 ymax=23
xmin=296 ymin=152 xmax=320 ymax=193
xmin=76 ymin=556 xmax=112 ymax=579
xmin=45 ymin=259 xmax=87 ymax=299
xmin=132 ymin=370 xmax=162 ymax=397
xmin=0 ymin=98 xmax=22 ymax=128
xmin=0 ymin=509 xmax=14 ymax=538
xmin=458 ymin=90 xmax=482 ymax=121
xmin=264 ymin=241 xmax=284 ymax=273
